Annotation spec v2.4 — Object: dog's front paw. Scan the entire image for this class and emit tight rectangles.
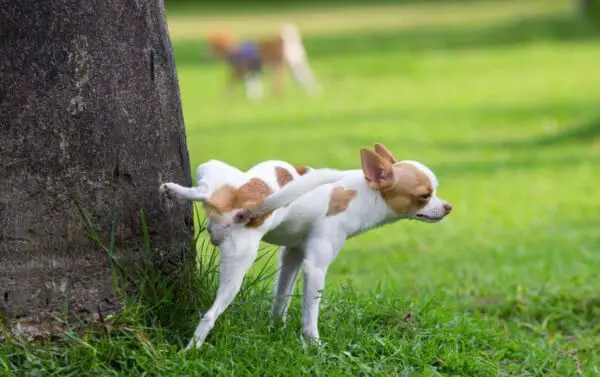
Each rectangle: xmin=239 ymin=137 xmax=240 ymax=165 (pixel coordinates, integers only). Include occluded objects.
xmin=302 ymin=329 xmax=322 ymax=346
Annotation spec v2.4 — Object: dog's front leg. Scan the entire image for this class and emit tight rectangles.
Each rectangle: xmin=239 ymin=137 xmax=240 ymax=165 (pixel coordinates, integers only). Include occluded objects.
xmin=225 ymin=71 xmax=243 ymax=99
xmin=271 ymin=65 xmax=286 ymax=96
xmin=301 ymin=236 xmax=343 ymax=345
xmin=244 ymin=74 xmax=263 ymax=101
xmin=186 ymin=233 xmax=261 ymax=349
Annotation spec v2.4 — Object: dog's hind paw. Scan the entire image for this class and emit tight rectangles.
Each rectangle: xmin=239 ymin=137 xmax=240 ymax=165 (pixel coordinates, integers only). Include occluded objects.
xmin=184 ymin=338 xmax=203 ymax=351
xmin=159 ymin=183 xmax=175 ymax=199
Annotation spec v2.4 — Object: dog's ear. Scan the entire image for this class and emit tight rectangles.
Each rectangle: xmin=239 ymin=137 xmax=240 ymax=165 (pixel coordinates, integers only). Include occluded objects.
xmin=360 ymin=149 xmax=395 ymax=190
xmin=373 ymin=143 xmax=397 ymax=165
xmin=202 ymin=201 xmax=222 ymax=218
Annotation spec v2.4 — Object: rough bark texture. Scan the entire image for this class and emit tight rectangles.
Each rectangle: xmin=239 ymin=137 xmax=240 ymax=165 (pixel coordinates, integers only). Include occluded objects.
xmin=0 ymin=0 xmax=193 ymax=323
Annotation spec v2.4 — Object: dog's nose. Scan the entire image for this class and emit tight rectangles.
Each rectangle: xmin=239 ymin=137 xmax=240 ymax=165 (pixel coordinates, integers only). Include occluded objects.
xmin=210 ymin=236 xmax=223 ymax=247
xmin=443 ymin=203 xmax=453 ymax=213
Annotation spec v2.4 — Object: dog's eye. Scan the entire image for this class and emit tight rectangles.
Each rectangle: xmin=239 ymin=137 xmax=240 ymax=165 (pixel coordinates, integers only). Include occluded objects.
xmin=420 ymin=192 xmax=431 ymax=200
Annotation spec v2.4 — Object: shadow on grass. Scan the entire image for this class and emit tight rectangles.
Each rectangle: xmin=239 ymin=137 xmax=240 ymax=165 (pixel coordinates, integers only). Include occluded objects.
xmin=188 ymin=102 xmax=599 ymax=176
xmin=173 ymin=14 xmax=600 ymax=66
xmin=306 ymin=14 xmax=600 ymax=57
xmin=191 ymin=100 xmax=597 ymax=134
xmin=431 ymin=116 xmax=600 ymax=176
xmin=435 ymin=154 xmax=599 ymax=177
xmin=437 ymin=115 xmax=600 ymax=153
xmin=526 ymin=117 xmax=600 ymax=147
xmin=192 ymin=95 xmax=600 ymax=148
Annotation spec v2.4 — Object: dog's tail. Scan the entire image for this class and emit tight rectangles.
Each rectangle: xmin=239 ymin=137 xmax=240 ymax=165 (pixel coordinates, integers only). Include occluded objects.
xmin=279 ymin=22 xmax=321 ymax=94
xmin=279 ymin=23 xmax=305 ymax=64
xmin=253 ymin=168 xmax=348 ymax=215
xmin=280 ymin=23 xmax=302 ymax=42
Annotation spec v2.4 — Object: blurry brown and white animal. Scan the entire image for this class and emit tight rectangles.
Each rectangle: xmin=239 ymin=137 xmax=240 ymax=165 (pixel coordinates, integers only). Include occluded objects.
xmin=207 ymin=23 xmax=321 ymax=100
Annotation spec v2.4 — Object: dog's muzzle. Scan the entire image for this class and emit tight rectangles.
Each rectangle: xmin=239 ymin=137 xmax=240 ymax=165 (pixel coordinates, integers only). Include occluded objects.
xmin=208 ymin=231 xmax=224 ymax=246
xmin=207 ymin=222 xmax=227 ymax=246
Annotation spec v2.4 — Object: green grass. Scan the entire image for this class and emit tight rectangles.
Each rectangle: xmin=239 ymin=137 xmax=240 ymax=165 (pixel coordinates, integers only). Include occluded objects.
xmin=3 ymin=0 xmax=600 ymax=375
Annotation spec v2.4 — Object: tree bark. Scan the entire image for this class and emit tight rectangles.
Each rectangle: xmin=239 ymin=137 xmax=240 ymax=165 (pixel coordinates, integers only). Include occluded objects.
xmin=0 ymin=0 xmax=193 ymax=324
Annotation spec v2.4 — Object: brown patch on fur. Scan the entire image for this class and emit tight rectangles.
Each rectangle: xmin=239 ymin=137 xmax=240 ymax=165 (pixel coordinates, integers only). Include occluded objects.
xmin=258 ymin=38 xmax=285 ymax=66
xmin=326 ymin=187 xmax=358 ymax=216
xmin=203 ymin=178 xmax=274 ymax=227
xmin=236 ymin=178 xmax=274 ymax=227
xmin=235 ymin=178 xmax=273 ymax=211
xmin=380 ymin=163 xmax=433 ymax=214
xmin=259 ymin=39 xmax=286 ymax=94
xmin=246 ymin=211 xmax=273 ymax=228
xmin=202 ymin=185 xmax=237 ymax=218
xmin=294 ymin=165 xmax=309 ymax=176
xmin=275 ymin=167 xmax=294 ymax=187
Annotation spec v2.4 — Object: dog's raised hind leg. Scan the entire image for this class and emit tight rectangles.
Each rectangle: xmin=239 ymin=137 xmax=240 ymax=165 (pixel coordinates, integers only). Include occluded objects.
xmin=159 ymin=182 xmax=209 ymax=201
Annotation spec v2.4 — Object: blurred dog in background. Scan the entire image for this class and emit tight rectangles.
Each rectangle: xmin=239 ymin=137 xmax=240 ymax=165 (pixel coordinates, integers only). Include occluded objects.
xmin=207 ymin=23 xmax=321 ymax=100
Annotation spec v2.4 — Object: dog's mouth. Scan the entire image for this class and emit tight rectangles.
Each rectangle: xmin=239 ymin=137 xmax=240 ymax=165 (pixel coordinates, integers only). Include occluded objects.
xmin=414 ymin=213 xmax=445 ymax=223
xmin=207 ymin=225 xmax=229 ymax=247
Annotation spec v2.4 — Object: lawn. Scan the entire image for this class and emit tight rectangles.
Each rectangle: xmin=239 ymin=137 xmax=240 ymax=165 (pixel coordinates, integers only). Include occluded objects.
xmin=3 ymin=0 xmax=600 ymax=375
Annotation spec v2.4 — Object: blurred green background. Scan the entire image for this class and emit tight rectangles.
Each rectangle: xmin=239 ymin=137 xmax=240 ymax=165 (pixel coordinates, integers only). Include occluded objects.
xmin=165 ymin=0 xmax=600 ymax=372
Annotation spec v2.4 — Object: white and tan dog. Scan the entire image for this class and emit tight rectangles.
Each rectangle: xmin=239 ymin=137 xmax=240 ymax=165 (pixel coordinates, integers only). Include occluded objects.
xmin=161 ymin=144 xmax=452 ymax=348
xmin=160 ymin=159 xmax=342 ymax=246
xmin=160 ymin=159 xmax=345 ymax=347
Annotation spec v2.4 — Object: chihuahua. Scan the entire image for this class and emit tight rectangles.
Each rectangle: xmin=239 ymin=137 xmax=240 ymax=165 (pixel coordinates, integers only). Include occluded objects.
xmin=160 ymin=144 xmax=452 ymax=348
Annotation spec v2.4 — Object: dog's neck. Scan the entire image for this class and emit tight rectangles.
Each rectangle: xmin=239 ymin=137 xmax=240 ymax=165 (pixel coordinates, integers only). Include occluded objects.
xmin=334 ymin=172 xmax=402 ymax=238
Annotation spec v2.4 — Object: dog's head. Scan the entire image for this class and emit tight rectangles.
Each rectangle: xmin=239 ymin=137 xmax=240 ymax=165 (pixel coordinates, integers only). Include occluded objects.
xmin=361 ymin=143 xmax=452 ymax=223
xmin=207 ymin=31 xmax=236 ymax=57
xmin=200 ymin=178 xmax=272 ymax=246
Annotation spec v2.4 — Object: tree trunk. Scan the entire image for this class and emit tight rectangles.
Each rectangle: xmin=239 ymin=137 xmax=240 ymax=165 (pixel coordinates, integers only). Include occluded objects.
xmin=0 ymin=0 xmax=193 ymax=326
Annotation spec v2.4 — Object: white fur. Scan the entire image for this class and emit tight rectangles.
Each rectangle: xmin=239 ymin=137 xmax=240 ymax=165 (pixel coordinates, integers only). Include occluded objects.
xmin=255 ymin=168 xmax=347 ymax=215
xmin=280 ymin=23 xmax=321 ymax=94
xmin=245 ymin=74 xmax=264 ymax=101
xmin=252 ymin=163 xmax=450 ymax=342
xmin=161 ymin=157 xmax=450 ymax=348
xmin=160 ymin=159 xmax=346 ymax=349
